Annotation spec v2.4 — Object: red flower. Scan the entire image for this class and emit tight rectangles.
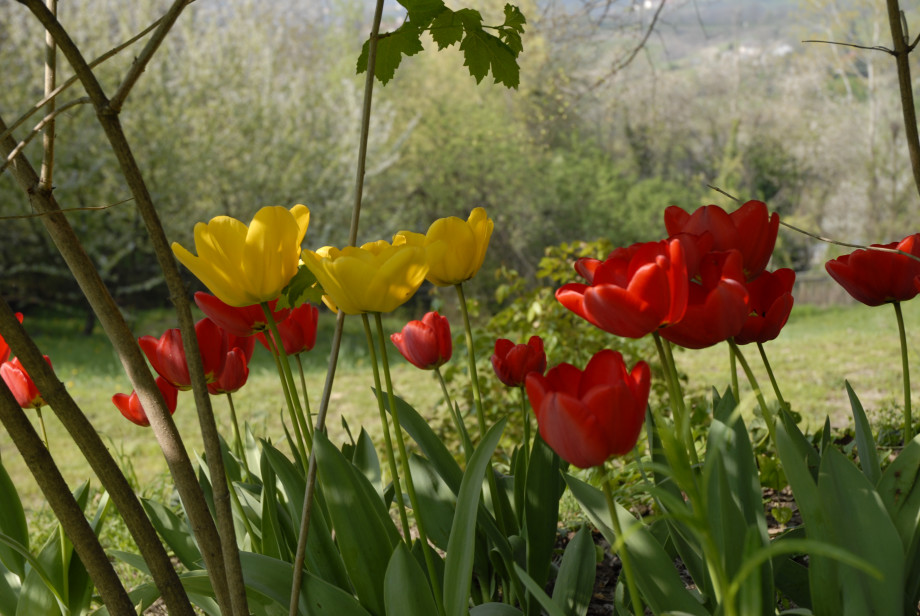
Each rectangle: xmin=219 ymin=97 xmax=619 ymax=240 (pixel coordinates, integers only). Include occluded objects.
xmin=0 ymin=312 xmax=23 ymax=364
xmin=112 ymin=376 xmax=179 ymax=427
xmin=735 ymin=268 xmax=796 ymax=345
xmin=1 ymin=355 xmax=52 ymax=409
xmin=664 ymin=200 xmax=779 ymax=280
xmin=228 ymin=334 xmax=256 ymax=363
xmin=525 ymin=350 xmax=650 ymax=469
xmin=660 ymin=250 xmax=750 ymax=349
xmin=138 ymin=318 xmax=227 ymax=389
xmin=195 ymin=292 xmax=290 ymax=337
xmin=208 ymin=347 xmax=250 ymax=395
xmin=390 ymin=311 xmax=452 ymax=370
xmin=556 ymin=239 xmax=689 ymax=339
xmin=257 ymin=303 xmax=319 ymax=356
xmin=491 ymin=336 xmax=547 ymax=387
xmin=826 ymin=234 xmax=920 ymax=306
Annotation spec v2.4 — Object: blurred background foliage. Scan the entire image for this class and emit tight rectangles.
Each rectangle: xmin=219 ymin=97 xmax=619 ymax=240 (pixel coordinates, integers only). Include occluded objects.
xmin=0 ymin=0 xmax=910 ymax=319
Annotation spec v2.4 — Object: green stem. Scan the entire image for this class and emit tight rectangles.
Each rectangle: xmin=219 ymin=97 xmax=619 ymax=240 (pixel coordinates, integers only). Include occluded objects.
xmin=602 ymin=477 xmax=643 ymax=616
xmin=730 ymin=344 xmax=740 ymax=404
xmin=362 ymin=314 xmax=411 ymax=539
xmin=728 ymin=340 xmax=776 ymax=444
xmin=295 ymin=355 xmax=315 ymax=440
xmin=374 ymin=313 xmax=445 ymax=615
xmin=519 ymin=385 xmax=531 ymax=472
xmin=35 ymin=407 xmax=49 ymax=451
xmin=653 ymin=333 xmax=699 ymax=468
xmin=261 ymin=303 xmax=310 ymax=464
xmin=435 ymin=367 xmax=472 ymax=461
xmin=894 ymin=301 xmax=913 ymax=440
xmin=756 ymin=342 xmax=788 ymax=413
xmin=225 ymin=392 xmax=251 ymax=478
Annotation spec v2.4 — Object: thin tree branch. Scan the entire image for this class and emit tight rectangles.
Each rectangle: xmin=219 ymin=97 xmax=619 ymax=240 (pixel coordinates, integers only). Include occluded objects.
xmin=802 ymin=38 xmax=893 ymax=54
xmin=109 ymin=0 xmax=191 ymax=112
xmin=39 ymin=0 xmax=57 ymax=192
xmin=589 ymin=0 xmax=666 ymax=91
xmin=0 ymin=97 xmax=90 ymax=175
xmin=14 ymin=3 xmax=249 ymax=613
xmin=0 ymin=383 xmax=138 ymax=616
xmin=885 ymin=0 xmax=920 ymax=199
xmin=0 ymin=197 xmax=130 ymax=220
xmin=0 ymin=295 xmax=195 ymax=615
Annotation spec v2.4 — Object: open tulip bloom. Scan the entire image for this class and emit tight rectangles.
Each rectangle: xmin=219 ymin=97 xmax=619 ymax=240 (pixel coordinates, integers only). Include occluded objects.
xmin=390 ymin=311 xmax=452 ymax=370
xmin=194 ymin=292 xmax=290 ymax=337
xmin=138 ymin=318 xmax=228 ymax=389
xmin=113 ymin=376 xmax=179 ymax=427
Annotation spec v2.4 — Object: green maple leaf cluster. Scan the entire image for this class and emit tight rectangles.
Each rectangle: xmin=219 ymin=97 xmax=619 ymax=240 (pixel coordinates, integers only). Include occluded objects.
xmin=357 ymin=1 xmax=526 ymax=88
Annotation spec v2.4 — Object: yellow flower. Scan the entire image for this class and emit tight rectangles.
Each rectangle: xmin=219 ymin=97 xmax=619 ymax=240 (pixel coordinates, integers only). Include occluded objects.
xmin=395 ymin=207 xmax=493 ymax=286
xmin=172 ymin=205 xmax=310 ymax=307
xmin=301 ymin=240 xmax=428 ymax=314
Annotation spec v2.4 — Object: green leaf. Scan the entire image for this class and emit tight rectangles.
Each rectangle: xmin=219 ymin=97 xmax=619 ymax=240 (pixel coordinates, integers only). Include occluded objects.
xmin=459 ymin=29 xmax=520 ymax=88
xmin=357 ymin=24 xmax=425 ymax=85
xmin=399 ymin=0 xmax=447 ymax=28
xmin=17 ymin=526 xmax=68 ymax=616
xmin=314 ymin=430 xmax=400 ymax=615
xmin=444 ymin=418 xmax=507 ymax=616
xmin=278 ymin=265 xmax=323 ymax=309
xmin=409 ymin=453 xmax=456 ymax=550
xmin=512 ymin=563 xmax=569 ymax=616
xmin=502 ymin=4 xmax=526 ymax=32
xmin=0 ymin=460 xmax=27 ymax=578
xmin=353 ymin=427 xmax=383 ymax=495
xmin=846 ymin=381 xmax=881 ymax=485
xmin=524 ymin=435 xmax=562 ymax=602
xmin=429 ymin=10 xmax=464 ymax=50
xmin=876 ymin=433 xmax=920 ymax=605
xmin=141 ymin=498 xmax=203 ymax=570
xmin=552 ymin=526 xmax=595 ymax=616
xmin=470 ymin=604 xmax=524 ymax=615
xmin=384 ymin=542 xmax=439 ymax=615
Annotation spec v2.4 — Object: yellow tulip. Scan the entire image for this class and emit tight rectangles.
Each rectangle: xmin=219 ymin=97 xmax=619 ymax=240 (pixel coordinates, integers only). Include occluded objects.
xmin=395 ymin=207 xmax=493 ymax=286
xmin=172 ymin=205 xmax=310 ymax=307
xmin=301 ymin=240 xmax=428 ymax=314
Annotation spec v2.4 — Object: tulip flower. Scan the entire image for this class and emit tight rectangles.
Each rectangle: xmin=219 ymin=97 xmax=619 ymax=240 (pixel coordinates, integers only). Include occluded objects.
xmin=301 ymin=240 xmax=428 ymax=314
xmin=664 ymin=200 xmax=779 ymax=280
xmin=525 ymin=350 xmax=650 ymax=469
xmin=395 ymin=207 xmax=493 ymax=286
xmin=194 ymin=292 xmax=290 ymax=337
xmin=390 ymin=311 xmax=452 ymax=370
xmin=112 ymin=376 xmax=179 ymax=427
xmin=491 ymin=336 xmax=547 ymax=387
xmin=825 ymin=233 xmax=920 ymax=306
xmin=556 ymin=239 xmax=689 ymax=339
xmin=735 ymin=268 xmax=795 ymax=345
xmin=1 ymin=355 xmax=51 ymax=409
xmin=257 ymin=303 xmax=319 ymax=356
xmin=208 ymin=347 xmax=250 ymax=395
xmin=660 ymin=250 xmax=750 ymax=349
xmin=0 ymin=312 xmax=23 ymax=364
xmin=228 ymin=334 xmax=256 ymax=363
xmin=138 ymin=318 xmax=227 ymax=389
xmin=172 ymin=204 xmax=310 ymax=307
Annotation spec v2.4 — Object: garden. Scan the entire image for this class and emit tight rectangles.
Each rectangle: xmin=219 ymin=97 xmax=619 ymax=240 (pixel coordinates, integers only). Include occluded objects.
xmin=3 ymin=0 xmax=920 ymax=615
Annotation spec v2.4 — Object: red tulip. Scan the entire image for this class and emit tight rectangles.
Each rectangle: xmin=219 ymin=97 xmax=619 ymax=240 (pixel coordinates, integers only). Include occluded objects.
xmin=826 ymin=234 xmax=920 ymax=306
xmin=556 ymin=239 xmax=689 ymax=339
xmin=112 ymin=376 xmax=179 ymax=427
xmin=525 ymin=350 xmax=650 ymax=469
xmin=491 ymin=336 xmax=547 ymax=387
xmin=735 ymin=268 xmax=795 ymax=345
xmin=1 ymin=355 xmax=52 ymax=409
xmin=257 ymin=303 xmax=320 ymax=356
xmin=664 ymin=200 xmax=779 ymax=280
xmin=390 ymin=311 xmax=452 ymax=370
xmin=660 ymin=250 xmax=750 ymax=349
xmin=138 ymin=318 xmax=227 ymax=389
xmin=208 ymin=347 xmax=250 ymax=395
xmin=0 ymin=312 xmax=23 ymax=364
xmin=228 ymin=333 xmax=256 ymax=363
xmin=195 ymin=292 xmax=290 ymax=337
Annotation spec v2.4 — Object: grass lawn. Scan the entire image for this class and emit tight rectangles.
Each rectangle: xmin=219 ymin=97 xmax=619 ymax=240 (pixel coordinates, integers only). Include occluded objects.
xmin=3 ymin=298 xmax=919 ymax=514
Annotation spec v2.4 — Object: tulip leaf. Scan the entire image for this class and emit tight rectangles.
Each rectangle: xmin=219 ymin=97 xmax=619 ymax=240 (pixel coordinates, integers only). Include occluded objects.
xmin=444 ymin=417 xmax=507 ymax=616
xmin=409 ymin=453 xmax=456 ymax=550
xmin=817 ymin=447 xmax=903 ymax=615
xmin=278 ymin=266 xmax=324 ymax=309
xmin=141 ymin=498 xmax=203 ymax=570
xmin=352 ymin=427 xmax=383 ymax=495
xmin=314 ymin=430 xmax=400 ymax=615
xmin=17 ymin=525 xmax=68 ymax=616
xmin=551 ymin=526 xmax=595 ymax=616
xmin=470 ymin=604 xmax=524 ymax=615
xmin=524 ymin=434 xmax=562 ymax=607
xmin=512 ymin=563 xmax=569 ymax=616
xmin=0 ymin=459 xmax=28 ymax=578
xmin=565 ymin=474 xmax=709 ymax=616
xmin=845 ymin=381 xmax=881 ymax=485
xmin=384 ymin=542 xmax=439 ymax=616
xmin=877 ymin=433 xmax=920 ymax=605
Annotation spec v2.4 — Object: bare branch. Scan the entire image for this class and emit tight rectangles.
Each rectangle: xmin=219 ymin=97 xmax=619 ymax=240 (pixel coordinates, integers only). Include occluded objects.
xmin=589 ymin=0 xmax=666 ymax=91
xmin=0 ymin=197 xmax=131 ymax=220
xmin=802 ymin=38 xmax=893 ymax=54
xmin=39 ymin=0 xmax=58 ymax=192
xmin=0 ymin=97 xmax=90 ymax=175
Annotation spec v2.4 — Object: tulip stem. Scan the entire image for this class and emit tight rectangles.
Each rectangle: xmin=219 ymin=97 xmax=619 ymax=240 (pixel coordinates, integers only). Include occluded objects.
xmin=519 ymin=385 xmax=531 ymax=472
xmin=894 ymin=301 xmax=913 ymax=441
xmin=728 ymin=340 xmax=776 ymax=444
xmin=35 ymin=406 xmax=50 ymax=451
xmin=729 ymin=345 xmax=740 ymax=404
xmin=653 ymin=333 xmax=699 ymax=468
xmin=756 ymin=342 xmax=789 ymax=413
xmin=602 ymin=476 xmax=644 ymax=616
xmin=295 ymin=355 xmax=315 ymax=440
xmin=225 ymin=392 xmax=250 ymax=479
xmin=374 ymin=313 xmax=446 ymax=616
xmin=435 ymin=367 xmax=473 ymax=461
xmin=261 ymin=303 xmax=310 ymax=466
xmin=361 ymin=314 xmax=412 ymax=539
